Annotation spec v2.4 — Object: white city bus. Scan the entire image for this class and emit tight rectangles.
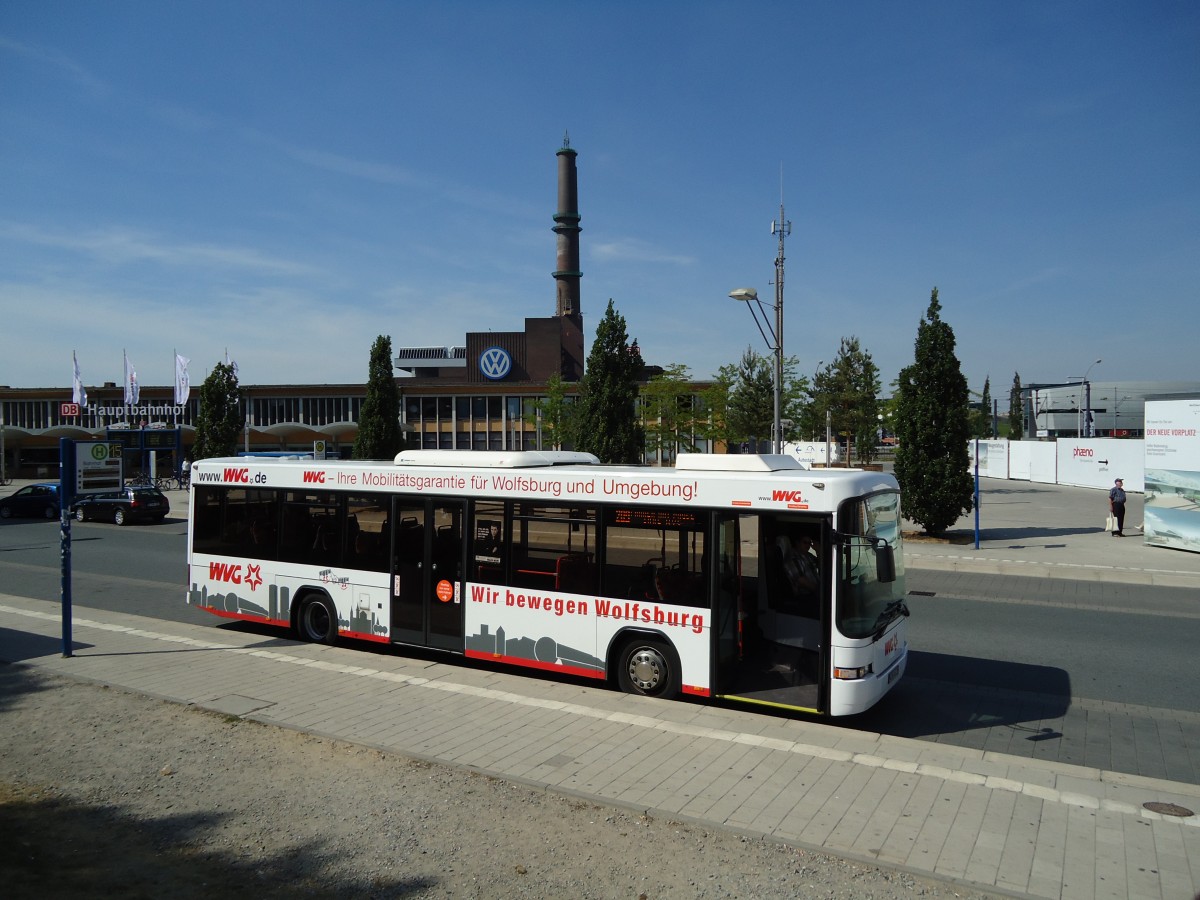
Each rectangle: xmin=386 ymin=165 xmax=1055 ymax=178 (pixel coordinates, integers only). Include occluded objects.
xmin=186 ymin=450 xmax=908 ymax=716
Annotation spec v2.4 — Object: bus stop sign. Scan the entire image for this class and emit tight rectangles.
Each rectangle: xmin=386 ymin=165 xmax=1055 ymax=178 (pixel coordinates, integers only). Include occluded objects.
xmin=76 ymin=441 xmax=124 ymax=493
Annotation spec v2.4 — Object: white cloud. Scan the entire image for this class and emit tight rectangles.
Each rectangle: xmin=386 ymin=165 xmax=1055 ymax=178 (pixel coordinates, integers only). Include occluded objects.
xmin=0 ymin=35 xmax=108 ymax=97
xmin=591 ymin=238 xmax=695 ymax=266
xmin=0 ymin=222 xmax=320 ymax=277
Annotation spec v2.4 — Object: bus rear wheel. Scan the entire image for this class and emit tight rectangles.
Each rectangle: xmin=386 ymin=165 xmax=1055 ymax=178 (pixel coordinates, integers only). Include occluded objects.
xmin=297 ymin=595 xmax=338 ymax=645
xmin=617 ymin=638 xmax=681 ymax=700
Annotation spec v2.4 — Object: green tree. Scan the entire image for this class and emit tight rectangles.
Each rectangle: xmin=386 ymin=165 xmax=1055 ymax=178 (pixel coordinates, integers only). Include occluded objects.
xmin=809 ymin=336 xmax=881 ymax=464
xmin=1008 ymin=372 xmax=1024 ymax=440
xmin=780 ymin=355 xmax=810 ymax=445
xmin=893 ymin=288 xmax=974 ymax=535
xmin=702 ymin=352 xmax=808 ymax=451
xmin=530 ymin=372 xmax=576 ymax=450
xmin=353 ymin=335 xmax=404 ymax=460
xmin=967 ymin=376 xmax=994 ymax=439
xmin=725 ymin=347 xmax=774 ymax=451
xmin=695 ymin=366 xmax=735 ymax=449
xmin=191 ymin=362 xmax=243 ymax=461
xmin=573 ymin=299 xmax=643 ymax=463
xmin=979 ymin=376 xmax=994 ymax=438
xmin=640 ymin=363 xmax=698 ymax=464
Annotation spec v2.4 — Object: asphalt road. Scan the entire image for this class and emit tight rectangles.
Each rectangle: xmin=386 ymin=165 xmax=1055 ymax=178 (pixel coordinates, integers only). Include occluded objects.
xmin=2 ymin=510 xmax=1198 ymax=784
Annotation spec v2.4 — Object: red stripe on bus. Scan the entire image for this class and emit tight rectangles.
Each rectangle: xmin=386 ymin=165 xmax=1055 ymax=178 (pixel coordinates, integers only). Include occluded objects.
xmin=465 ymin=648 xmax=605 ymax=681
xmin=341 ymin=629 xmax=391 ymax=644
xmin=199 ymin=607 xmax=289 ymax=629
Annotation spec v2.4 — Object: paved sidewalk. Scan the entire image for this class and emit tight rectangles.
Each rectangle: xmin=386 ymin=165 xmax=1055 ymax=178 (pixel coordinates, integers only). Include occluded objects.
xmin=1 ymin=591 xmax=1197 ymax=900
xmin=903 ymin=478 xmax=1200 ymax=588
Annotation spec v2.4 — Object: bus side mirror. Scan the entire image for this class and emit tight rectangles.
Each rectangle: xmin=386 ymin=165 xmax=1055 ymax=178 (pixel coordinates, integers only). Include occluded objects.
xmin=875 ymin=543 xmax=896 ymax=583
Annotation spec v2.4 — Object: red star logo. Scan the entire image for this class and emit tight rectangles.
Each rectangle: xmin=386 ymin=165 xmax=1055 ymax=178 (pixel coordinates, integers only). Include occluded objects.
xmin=245 ymin=564 xmax=263 ymax=591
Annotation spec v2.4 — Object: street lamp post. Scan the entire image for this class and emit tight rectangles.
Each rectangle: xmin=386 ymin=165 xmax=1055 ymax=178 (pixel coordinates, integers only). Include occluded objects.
xmin=730 ymin=200 xmax=791 ymax=454
xmin=729 ymin=286 xmax=783 ymax=453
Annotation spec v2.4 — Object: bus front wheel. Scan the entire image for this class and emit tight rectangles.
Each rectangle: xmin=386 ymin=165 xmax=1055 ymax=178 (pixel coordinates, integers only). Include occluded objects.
xmin=617 ymin=638 xmax=681 ymax=700
xmin=297 ymin=595 xmax=338 ymax=645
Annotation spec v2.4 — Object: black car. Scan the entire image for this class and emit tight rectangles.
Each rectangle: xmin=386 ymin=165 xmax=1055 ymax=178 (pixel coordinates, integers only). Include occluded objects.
xmin=0 ymin=483 xmax=61 ymax=519
xmin=72 ymin=486 xmax=170 ymax=525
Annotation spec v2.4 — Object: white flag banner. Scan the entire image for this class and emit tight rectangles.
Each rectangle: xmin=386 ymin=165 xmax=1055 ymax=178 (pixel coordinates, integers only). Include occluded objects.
xmin=224 ymin=348 xmax=238 ymax=377
xmin=124 ymin=351 xmax=140 ymax=405
xmin=72 ymin=351 xmax=88 ymax=406
xmin=175 ymin=354 xmax=191 ymax=405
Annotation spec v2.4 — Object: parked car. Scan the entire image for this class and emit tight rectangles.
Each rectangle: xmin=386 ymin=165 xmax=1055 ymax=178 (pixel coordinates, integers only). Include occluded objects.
xmin=72 ymin=486 xmax=170 ymax=525
xmin=0 ymin=482 xmax=60 ymax=519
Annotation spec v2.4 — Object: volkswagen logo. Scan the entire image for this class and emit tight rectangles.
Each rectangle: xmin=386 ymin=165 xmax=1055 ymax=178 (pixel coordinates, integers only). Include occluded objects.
xmin=479 ymin=347 xmax=513 ymax=380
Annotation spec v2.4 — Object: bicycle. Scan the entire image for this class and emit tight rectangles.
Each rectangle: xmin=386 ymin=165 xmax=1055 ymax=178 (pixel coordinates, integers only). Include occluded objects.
xmin=150 ymin=472 xmax=190 ymax=492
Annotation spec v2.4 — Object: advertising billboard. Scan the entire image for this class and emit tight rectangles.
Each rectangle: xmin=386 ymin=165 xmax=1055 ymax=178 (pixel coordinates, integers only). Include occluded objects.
xmin=1143 ymin=399 xmax=1200 ymax=554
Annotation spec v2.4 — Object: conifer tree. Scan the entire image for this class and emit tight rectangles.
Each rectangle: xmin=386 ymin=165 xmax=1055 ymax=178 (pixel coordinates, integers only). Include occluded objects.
xmin=725 ymin=347 xmax=774 ymax=451
xmin=893 ymin=288 xmax=974 ymax=535
xmin=191 ymin=362 xmax=243 ymax=461
xmin=353 ymin=335 xmax=404 ymax=460
xmin=572 ymin=299 xmax=643 ymax=463
xmin=1008 ymin=372 xmax=1024 ymax=440
xmin=979 ymin=376 xmax=993 ymax=438
xmin=809 ymin=336 xmax=880 ymax=463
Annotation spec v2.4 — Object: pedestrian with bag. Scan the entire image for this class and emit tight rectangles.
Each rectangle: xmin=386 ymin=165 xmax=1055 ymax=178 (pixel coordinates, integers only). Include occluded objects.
xmin=1108 ymin=477 xmax=1126 ymax=537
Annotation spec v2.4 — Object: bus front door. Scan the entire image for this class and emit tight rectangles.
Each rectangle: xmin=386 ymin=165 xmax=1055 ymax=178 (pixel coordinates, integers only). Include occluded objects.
xmin=390 ymin=498 xmax=466 ymax=652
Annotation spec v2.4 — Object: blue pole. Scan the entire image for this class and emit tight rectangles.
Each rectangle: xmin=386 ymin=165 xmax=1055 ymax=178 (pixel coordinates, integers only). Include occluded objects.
xmin=973 ymin=437 xmax=980 ymax=550
xmin=59 ymin=437 xmax=76 ymax=657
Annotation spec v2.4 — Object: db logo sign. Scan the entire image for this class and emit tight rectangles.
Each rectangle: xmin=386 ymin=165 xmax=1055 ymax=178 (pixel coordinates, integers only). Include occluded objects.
xmin=479 ymin=347 xmax=513 ymax=380
xmin=61 ymin=402 xmax=80 ymax=417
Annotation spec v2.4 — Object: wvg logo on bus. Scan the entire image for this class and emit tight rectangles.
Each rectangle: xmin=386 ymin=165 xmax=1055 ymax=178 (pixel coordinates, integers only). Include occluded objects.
xmin=479 ymin=347 xmax=513 ymax=380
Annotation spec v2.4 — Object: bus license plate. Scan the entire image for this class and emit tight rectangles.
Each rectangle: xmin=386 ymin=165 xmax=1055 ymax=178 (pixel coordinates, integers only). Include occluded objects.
xmin=887 ymin=664 xmax=901 ymax=685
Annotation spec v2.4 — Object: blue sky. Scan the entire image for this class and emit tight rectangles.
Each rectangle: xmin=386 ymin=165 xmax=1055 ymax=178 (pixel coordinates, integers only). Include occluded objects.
xmin=2 ymin=1 xmax=1197 ymax=396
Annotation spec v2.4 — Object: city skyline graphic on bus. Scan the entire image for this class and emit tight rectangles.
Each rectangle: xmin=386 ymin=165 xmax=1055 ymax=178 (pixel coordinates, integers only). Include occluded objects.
xmin=187 ymin=581 xmax=387 ymax=638
xmin=465 ymin=622 xmax=604 ymax=672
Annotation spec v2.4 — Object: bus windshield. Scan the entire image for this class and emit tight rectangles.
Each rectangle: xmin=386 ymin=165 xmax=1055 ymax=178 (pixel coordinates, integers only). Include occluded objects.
xmin=836 ymin=491 xmax=906 ymax=640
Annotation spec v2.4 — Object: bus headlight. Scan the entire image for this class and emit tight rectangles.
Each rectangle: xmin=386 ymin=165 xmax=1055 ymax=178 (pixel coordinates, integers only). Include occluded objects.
xmin=833 ymin=664 xmax=872 ymax=681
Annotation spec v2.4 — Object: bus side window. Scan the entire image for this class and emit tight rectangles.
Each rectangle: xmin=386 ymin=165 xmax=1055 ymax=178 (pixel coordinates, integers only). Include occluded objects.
xmin=278 ymin=507 xmax=311 ymax=562
xmin=602 ymin=509 xmax=707 ymax=609
xmin=555 ymin=553 xmax=597 ymax=595
xmin=472 ymin=502 xmax=506 ymax=585
xmin=509 ymin=503 xmax=595 ymax=592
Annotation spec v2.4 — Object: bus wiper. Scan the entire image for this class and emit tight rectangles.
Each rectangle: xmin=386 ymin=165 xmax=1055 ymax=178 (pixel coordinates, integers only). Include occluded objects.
xmin=872 ymin=599 xmax=910 ymax=638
